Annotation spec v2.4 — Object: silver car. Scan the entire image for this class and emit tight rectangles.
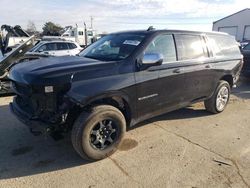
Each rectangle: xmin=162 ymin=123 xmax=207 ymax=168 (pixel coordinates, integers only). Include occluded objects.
xmin=27 ymin=40 xmax=83 ymax=56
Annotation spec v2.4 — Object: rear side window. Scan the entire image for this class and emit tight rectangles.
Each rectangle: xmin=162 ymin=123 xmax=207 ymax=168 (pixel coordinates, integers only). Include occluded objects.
xmin=145 ymin=34 xmax=176 ymax=63
xmin=175 ymin=34 xmax=208 ymax=61
xmin=68 ymin=43 xmax=77 ymax=49
xmin=207 ymin=34 xmax=240 ymax=57
xmin=56 ymin=43 xmax=69 ymax=50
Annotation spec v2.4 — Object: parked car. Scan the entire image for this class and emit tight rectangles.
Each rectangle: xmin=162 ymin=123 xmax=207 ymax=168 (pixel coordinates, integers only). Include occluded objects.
xmin=27 ymin=40 xmax=83 ymax=56
xmin=9 ymin=29 xmax=243 ymax=161
xmin=241 ymin=43 xmax=250 ymax=76
xmin=240 ymin=41 xmax=249 ymax=49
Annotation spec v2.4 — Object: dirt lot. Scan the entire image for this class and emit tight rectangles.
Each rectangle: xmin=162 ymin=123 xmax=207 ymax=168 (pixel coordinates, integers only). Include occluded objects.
xmin=0 ymin=80 xmax=250 ymax=188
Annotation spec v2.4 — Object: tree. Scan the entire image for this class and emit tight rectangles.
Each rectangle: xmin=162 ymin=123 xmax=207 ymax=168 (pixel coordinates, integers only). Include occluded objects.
xmin=26 ymin=21 xmax=37 ymax=35
xmin=42 ymin=22 xmax=63 ymax=36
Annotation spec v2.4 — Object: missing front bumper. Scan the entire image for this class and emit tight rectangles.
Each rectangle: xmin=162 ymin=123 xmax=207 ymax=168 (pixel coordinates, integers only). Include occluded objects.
xmin=10 ymin=98 xmax=54 ymax=136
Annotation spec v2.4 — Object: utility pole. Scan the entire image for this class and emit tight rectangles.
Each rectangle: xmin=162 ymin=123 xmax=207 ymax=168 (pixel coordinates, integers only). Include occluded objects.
xmin=84 ymin=22 xmax=87 ymax=47
xmin=90 ymin=16 xmax=93 ymax=29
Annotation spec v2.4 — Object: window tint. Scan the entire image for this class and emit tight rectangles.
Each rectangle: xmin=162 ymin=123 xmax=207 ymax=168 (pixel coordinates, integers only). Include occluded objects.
xmin=68 ymin=43 xmax=77 ymax=49
xmin=145 ymin=35 xmax=176 ymax=62
xmin=175 ymin=34 xmax=208 ymax=60
xmin=37 ymin=43 xmax=57 ymax=51
xmin=207 ymin=34 xmax=240 ymax=56
xmin=56 ymin=43 xmax=69 ymax=50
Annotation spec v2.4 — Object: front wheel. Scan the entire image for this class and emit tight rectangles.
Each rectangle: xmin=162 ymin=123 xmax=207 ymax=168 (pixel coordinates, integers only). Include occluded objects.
xmin=71 ymin=105 xmax=126 ymax=161
xmin=204 ymin=81 xmax=230 ymax=114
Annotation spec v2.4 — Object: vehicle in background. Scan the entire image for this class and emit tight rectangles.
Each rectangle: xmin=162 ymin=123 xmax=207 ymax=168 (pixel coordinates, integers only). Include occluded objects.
xmin=0 ymin=36 xmax=36 ymax=94
xmin=96 ymin=33 xmax=108 ymax=40
xmin=1 ymin=25 xmax=30 ymax=51
xmin=43 ymin=25 xmax=97 ymax=47
xmin=9 ymin=28 xmax=243 ymax=161
xmin=27 ymin=40 xmax=83 ymax=56
xmin=241 ymin=43 xmax=250 ymax=76
xmin=240 ymin=41 xmax=249 ymax=49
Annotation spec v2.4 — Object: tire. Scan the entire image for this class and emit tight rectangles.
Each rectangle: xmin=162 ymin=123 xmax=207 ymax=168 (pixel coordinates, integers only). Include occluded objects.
xmin=71 ymin=105 xmax=126 ymax=161
xmin=204 ymin=80 xmax=231 ymax=114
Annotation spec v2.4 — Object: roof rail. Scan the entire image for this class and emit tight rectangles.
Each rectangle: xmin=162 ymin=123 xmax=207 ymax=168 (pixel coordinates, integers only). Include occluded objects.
xmin=147 ymin=26 xmax=155 ymax=31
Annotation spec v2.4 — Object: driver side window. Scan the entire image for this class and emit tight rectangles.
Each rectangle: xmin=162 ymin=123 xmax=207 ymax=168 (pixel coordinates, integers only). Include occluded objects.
xmin=37 ymin=43 xmax=57 ymax=52
xmin=145 ymin=34 xmax=177 ymax=63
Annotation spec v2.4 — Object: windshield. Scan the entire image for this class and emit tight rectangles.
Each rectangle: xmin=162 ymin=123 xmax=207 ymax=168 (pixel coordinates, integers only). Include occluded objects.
xmin=80 ymin=33 xmax=145 ymax=61
xmin=29 ymin=41 xmax=42 ymax=52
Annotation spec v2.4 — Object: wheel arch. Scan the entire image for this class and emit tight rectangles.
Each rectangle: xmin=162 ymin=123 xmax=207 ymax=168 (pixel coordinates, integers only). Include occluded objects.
xmin=220 ymin=74 xmax=234 ymax=88
xmin=70 ymin=91 xmax=134 ymax=128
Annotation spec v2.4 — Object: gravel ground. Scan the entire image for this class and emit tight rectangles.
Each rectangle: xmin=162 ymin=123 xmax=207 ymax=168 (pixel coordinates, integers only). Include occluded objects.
xmin=0 ymin=80 xmax=249 ymax=188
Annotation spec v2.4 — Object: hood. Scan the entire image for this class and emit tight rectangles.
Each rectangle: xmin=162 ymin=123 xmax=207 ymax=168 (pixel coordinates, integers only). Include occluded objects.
xmin=9 ymin=56 xmax=118 ymax=85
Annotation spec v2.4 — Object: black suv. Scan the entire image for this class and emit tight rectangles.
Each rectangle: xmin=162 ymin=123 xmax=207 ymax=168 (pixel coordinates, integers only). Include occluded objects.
xmin=9 ymin=29 xmax=243 ymax=161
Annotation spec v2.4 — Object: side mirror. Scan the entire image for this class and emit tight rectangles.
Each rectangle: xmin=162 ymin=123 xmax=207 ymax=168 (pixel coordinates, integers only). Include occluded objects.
xmin=142 ymin=53 xmax=163 ymax=66
xmin=38 ymin=49 xmax=44 ymax=53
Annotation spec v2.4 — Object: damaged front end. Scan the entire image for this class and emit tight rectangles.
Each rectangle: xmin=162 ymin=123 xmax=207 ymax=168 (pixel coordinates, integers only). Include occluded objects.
xmin=10 ymin=81 xmax=73 ymax=137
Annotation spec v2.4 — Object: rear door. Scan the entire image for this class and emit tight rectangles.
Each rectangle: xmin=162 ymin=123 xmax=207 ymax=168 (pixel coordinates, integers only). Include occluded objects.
xmin=173 ymin=34 xmax=212 ymax=102
xmin=54 ymin=42 xmax=70 ymax=56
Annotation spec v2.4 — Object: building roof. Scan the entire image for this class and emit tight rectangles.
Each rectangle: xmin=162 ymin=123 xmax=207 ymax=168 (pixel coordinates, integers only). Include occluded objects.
xmin=213 ymin=8 xmax=250 ymax=24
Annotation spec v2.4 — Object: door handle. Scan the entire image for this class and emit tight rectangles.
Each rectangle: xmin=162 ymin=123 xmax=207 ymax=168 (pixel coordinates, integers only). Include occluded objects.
xmin=173 ymin=68 xmax=181 ymax=73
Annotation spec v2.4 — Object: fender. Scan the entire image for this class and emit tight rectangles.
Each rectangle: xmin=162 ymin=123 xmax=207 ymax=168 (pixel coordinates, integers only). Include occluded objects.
xmin=66 ymin=90 xmax=137 ymax=126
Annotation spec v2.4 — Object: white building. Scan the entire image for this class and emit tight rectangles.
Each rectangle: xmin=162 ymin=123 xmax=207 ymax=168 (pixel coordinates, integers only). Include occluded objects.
xmin=213 ymin=8 xmax=250 ymax=42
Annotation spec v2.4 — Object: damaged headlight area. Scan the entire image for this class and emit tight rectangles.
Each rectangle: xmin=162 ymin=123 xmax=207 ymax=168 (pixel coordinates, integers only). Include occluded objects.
xmin=12 ymin=81 xmax=72 ymax=125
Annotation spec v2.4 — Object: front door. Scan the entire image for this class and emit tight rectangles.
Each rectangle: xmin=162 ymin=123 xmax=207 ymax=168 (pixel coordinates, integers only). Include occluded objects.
xmin=135 ymin=34 xmax=186 ymax=120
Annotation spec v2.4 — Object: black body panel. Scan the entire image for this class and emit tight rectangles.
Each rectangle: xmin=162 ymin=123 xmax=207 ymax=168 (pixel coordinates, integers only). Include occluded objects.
xmin=241 ymin=49 xmax=250 ymax=76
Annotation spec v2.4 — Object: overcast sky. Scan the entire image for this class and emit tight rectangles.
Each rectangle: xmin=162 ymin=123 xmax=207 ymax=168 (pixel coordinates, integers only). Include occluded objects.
xmin=0 ymin=0 xmax=250 ymax=33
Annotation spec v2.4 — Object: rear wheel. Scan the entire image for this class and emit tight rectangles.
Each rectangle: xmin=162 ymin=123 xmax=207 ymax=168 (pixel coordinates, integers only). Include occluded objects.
xmin=204 ymin=81 xmax=230 ymax=114
xmin=71 ymin=105 xmax=126 ymax=161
